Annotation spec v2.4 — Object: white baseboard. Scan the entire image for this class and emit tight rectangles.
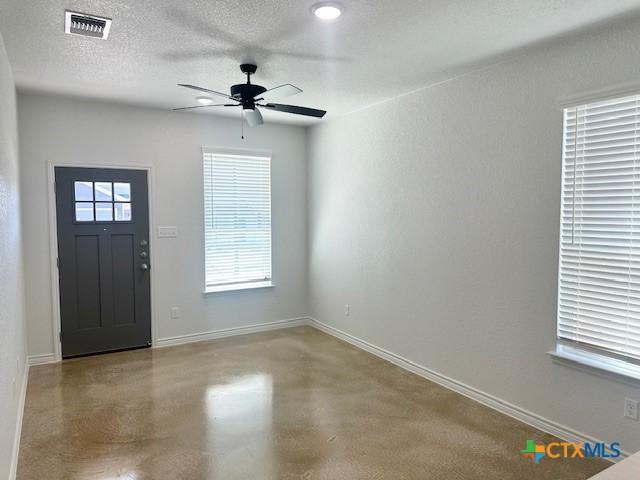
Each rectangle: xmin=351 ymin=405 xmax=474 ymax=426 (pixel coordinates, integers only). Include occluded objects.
xmin=25 ymin=318 xmax=310 ymax=361
xmin=9 ymin=361 xmax=29 ymax=480
xmin=155 ymin=317 xmax=309 ymax=348
xmin=307 ymin=317 xmax=630 ymax=461
xmin=27 ymin=353 xmax=57 ymax=366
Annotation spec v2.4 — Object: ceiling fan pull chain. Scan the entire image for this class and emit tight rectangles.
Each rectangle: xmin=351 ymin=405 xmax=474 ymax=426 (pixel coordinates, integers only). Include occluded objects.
xmin=241 ymin=108 xmax=244 ymax=140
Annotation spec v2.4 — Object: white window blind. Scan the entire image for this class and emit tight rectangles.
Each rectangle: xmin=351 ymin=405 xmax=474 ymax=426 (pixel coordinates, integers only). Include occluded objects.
xmin=203 ymin=151 xmax=272 ymax=289
xmin=558 ymin=93 xmax=640 ymax=362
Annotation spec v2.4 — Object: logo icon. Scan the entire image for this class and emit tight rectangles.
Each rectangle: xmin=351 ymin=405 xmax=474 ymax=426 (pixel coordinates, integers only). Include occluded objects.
xmin=521 ymin=440 xmax=546 ymax=464
xmin=520 ymin=439 xmax=621 ymax=464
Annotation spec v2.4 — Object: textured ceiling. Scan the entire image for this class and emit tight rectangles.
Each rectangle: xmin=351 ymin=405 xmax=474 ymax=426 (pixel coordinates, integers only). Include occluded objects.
xmin=1 ymin=0 xmax=640 ymax=125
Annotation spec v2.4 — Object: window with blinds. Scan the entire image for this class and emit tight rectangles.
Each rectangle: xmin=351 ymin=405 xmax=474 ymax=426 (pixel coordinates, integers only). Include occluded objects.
xmin=558 ymin=93 xmax=640 ymax=363
xmin=203 ymin=151 xmax=272 ymax=290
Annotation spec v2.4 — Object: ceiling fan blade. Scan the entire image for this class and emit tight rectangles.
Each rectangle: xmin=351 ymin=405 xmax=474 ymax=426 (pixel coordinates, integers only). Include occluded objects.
xmin=244 ymin=108 xmax=264 ymax=127
xmin=177 ymin=84 xmax=235 ymax=100
xmin=257 ymin=84 xmax=302 ymax=102
xmin=172 ymin=103 xmax=237 ymax=111
xmin=262 ymin=103 xmax=326 ymax=118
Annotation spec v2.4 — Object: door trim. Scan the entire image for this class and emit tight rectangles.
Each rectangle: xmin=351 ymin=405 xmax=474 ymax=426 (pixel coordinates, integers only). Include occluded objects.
xmin=47 ymin=162 xmax=157 ymax=362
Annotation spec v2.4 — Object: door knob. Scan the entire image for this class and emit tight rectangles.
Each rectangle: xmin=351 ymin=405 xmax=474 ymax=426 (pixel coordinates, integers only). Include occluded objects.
xmin=140 ymin=263 xmax=149 ymax=271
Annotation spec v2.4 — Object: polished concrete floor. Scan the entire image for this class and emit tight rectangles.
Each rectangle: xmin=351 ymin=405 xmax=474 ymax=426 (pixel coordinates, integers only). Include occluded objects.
xmin=18 ymin=326 xmax=608 ymax=479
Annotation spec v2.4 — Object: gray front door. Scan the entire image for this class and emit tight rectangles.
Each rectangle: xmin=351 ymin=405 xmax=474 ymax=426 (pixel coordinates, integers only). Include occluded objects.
xmin=55 ymin=167 xmax=151 ymax=358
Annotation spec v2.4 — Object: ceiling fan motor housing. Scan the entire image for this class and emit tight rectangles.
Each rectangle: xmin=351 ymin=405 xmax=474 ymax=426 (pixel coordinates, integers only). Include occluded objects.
xmin=231 ymin=83 xmax=267 ymax=109
xmin=232 ymin=64 xmax=266 ymax=109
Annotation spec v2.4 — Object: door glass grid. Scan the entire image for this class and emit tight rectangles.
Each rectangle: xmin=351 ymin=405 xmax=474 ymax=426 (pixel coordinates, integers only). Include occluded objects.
xmin=74 ymin=181 xmax=132 ymax=222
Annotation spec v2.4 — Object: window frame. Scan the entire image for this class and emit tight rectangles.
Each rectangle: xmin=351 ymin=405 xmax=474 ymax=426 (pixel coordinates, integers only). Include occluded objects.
xmin=201 ymin=147 xmax=274 ymax=294
xmin=550 ymin=92 xmax=640 ymax=383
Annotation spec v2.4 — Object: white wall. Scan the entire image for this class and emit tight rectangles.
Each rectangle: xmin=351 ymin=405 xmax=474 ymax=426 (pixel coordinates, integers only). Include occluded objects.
xmin=0 ymin=31 xmax=27 ymax=478
xmin=308 ymin=18 xmax=640 ymax=453
xmin=18 ymin=94 xmax=308 ymax=357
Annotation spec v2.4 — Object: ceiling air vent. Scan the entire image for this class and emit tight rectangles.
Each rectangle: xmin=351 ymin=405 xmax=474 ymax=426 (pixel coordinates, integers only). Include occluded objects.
xmin=64 ymin=11 xmax=112 ymax=39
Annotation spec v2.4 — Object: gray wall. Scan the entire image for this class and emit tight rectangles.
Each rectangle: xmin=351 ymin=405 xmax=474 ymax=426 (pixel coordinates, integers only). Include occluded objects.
xmin=18 ymin=94 xmax=308 ymax=356
xmin=308 ymin=18 xmax=640 ymax=452
xmin=0 ymin=32 xmax=27 ymax=478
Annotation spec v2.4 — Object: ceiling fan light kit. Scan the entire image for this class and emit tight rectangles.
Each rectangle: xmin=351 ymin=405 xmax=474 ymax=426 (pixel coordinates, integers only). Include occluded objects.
xmin=174 ymin=64 xmax=327 ymax=135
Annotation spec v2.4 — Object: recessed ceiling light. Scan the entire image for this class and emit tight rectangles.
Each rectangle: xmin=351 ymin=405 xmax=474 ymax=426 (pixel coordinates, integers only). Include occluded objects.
xmin=311 ymin=2 xmax=342 ymax=20
xmin=196 ymin=96 xmax=214 ymax=105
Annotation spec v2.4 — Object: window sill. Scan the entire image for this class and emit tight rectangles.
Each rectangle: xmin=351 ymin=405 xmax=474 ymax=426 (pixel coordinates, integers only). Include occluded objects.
xmin=549 ymin=343 xmax=640 ymax=383
xmin=203 ymin=281 xmax=274 ymax=294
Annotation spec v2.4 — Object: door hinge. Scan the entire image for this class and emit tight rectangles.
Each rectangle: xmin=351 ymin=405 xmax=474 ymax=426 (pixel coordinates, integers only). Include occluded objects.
xmin=54 ymin=181 xmax=56 ymax=194
xmin=59 ymin=331 xmax=63 ymax=342
xmin=56 ymin=257 xmax=59 ymax=269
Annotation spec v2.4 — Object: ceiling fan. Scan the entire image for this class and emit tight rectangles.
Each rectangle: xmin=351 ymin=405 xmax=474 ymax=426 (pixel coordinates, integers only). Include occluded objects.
xmin=174 ymin=64 xmax=327 ymax=127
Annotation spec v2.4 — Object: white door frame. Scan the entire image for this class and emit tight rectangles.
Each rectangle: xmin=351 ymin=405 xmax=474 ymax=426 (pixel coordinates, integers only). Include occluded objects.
xmin=47 ymin=162 xmax=158 ymax=361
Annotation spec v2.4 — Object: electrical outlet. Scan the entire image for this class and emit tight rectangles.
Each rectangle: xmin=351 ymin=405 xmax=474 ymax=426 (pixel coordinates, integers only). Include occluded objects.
xmin=624 ymin=398 xmax=638 ymax=420
xmin=344 ymin=304 xmax=350 ymax=316
xmin=170 ymin=307 xmax=180 ymax=320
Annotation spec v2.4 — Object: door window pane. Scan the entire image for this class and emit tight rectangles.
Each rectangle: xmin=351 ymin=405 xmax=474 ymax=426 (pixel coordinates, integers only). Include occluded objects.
xmin=94 ymin=182 xmax=113 ymax=201
xmin=72 ymin=180 xmax=133 ymax=222
xmin=75 ymin=202 xmax=94 ymax=221
xmin=74 ymin=182 xmax=93 ymax=201
xmin=95 ymin=202 xmax=113 ymax=221
xmin=114 ymin=183 xmax=131 ymax=201
xmin=114 ymin=203 xmax=132 ymax=221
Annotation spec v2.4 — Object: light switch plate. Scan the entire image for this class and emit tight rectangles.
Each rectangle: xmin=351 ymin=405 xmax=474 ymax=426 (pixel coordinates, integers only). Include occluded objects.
xmin=158 ymin=226 xmax=178 ymax=238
